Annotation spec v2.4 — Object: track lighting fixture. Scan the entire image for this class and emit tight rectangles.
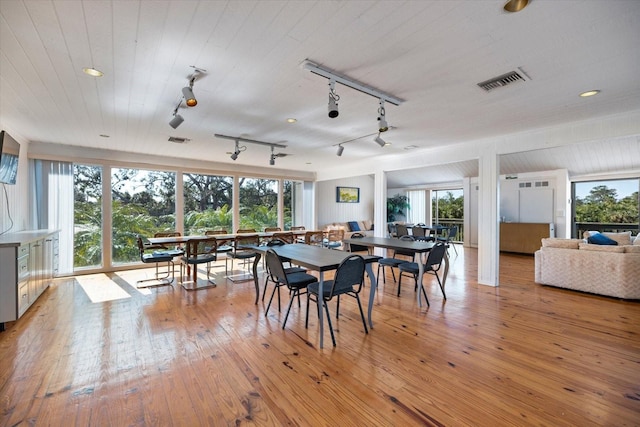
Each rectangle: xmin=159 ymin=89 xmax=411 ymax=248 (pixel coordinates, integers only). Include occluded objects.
xmin=377 ymin=99 xmax=388 ymax=133
xmin=503 ymin=0 xmax=529 ymax=13
xmin=182 ymin=82 xmax=197 ymax=107
xmin=336 ymin=144 xmax=344 ymax=156
xmin=374 ymin=134 xmax=387 ymax=147
xmin=169 ymin=101 xmax=184 ymax=129
xmin=230 ymin=140 xmax=245 ymax=161
xmin=269 ymin=146 xmax=276 ymax=165
xmin=214 ymin=134 xmax=287 ymax=163
xmin=328 ymin=79 xmax=339 ymax=118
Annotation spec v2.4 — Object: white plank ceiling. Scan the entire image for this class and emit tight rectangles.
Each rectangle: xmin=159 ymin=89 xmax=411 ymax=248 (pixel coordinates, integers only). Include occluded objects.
xmin=1 ymin=0 xmax=639 ymax=187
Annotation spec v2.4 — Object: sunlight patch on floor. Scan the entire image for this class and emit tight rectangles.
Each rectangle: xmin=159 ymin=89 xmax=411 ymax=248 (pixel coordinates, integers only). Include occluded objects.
xmin=76 ymin=273 xmax=132 ymax=303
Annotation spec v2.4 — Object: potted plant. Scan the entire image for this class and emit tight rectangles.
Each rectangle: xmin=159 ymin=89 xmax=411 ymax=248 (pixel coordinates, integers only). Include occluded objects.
xmin=387 ymin=194 xmax=410 ymax=222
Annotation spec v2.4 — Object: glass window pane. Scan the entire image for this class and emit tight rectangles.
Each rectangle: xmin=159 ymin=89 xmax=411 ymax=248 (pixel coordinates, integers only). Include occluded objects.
xmin=111 ymin=167 xmax=176 ymax=265
xmin=74 ymin=164 xmax=103 ymax=269
xmin=239 ymin=177 xmax=278 ymax=231
xmin=283 ymin=180 xmax=303 ymax=230
xmin=432 ymin=189 xmax=464 ymax=241
xmin=183 ymin=172 xmax=233 ymax=235
xmin=573 ymin=178 xmax=639 ymax=237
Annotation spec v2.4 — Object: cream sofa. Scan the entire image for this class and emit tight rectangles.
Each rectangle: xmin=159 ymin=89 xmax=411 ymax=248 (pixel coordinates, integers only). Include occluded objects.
xmin=323 ymin=220 xmax=374 ymax=251
xmin=534 ymin=232 xmax=640 ymax=299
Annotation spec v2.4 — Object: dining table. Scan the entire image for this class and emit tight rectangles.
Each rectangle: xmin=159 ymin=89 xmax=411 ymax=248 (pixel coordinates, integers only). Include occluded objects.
xmin=249 ymin=244 xmax=380 ymax=349
xmin=343 ymin=236 xmax=448 ymax=308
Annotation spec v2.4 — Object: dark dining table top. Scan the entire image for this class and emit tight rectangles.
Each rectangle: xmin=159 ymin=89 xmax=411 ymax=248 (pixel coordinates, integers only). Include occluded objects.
xmin=343 ymin=236 xmax=436 ymax=253
xmin=251 ymin=244 xmax=380 ymax=272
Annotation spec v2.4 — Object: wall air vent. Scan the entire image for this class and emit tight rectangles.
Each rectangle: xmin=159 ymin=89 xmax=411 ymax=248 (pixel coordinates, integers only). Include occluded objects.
xmin=477 ymin=69 xmax=529 ymax=92
xmin=168 ymin=136 xmax=190 ymax=143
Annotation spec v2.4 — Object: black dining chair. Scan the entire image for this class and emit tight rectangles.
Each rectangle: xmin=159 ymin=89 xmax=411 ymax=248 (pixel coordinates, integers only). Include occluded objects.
xmin=135 ymin=236 xmax=178 ymax=287
xmin=226 ymin=233 xmax=260 ymax=279
xmin=262 ymin=239 xmax=307 ymax=311
xmin=264 ymin=249 xmax=318 ymax=328
xmin=180 ymin=237 xmax=219 ymax=289
xmin=305 ymin=254 xmax=368 ymax=347
xmin=437 ymin=226 xmax=459 ymax=255
xmin=397 ymin=241 xmax=448 ymax=303
xmin=376 ymin=235 xmax=414 ymax=288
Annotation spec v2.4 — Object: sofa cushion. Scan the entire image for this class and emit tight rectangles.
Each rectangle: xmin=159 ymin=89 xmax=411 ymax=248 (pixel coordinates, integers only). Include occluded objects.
xmin=362 ymin=219 xmax=372 ymax=231
xmin=347 ymin=221 xmax=360 ymax=232
xmin=602 ymin=231 xmax=632 ymax=246
xmin=579 ymin=243 xmax=625 ymax=253
xmin=624 ymin=245 xmax=640 ymax=253
xmin=634 ymin=234 xmax=640 ymax=245
xmin=587 ymin=233 xmax=618 ymax=245
xmin=541 ymin=238 xmax=581 ymax=249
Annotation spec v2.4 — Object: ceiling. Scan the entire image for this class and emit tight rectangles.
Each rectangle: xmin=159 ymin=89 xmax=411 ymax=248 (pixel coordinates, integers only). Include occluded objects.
xmin=1 ymin=0 xmax=640 ymax=186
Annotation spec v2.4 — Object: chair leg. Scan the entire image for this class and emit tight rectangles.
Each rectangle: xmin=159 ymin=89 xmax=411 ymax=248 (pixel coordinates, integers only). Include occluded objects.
xmin=336 ymin=295 xmax=340 ymax=318
xmin=323 ymin=301 xmax=337 ymax=346
xmin=435 ymin=272 xmax=446 ymax=300
xmin=397 ymin=272 xmax=403 ymax=297
xmin=282 ymin=289 xmax=298 ymax=330
xmin=355 ymin=294 xmax=368 ymax=334
xmin=265 ymin=282 xmax=279 ymax=316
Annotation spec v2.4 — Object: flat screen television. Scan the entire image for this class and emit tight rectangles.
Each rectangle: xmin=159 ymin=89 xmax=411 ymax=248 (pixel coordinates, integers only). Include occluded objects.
xmin=0 ymin=130 xmax=20 ymax=185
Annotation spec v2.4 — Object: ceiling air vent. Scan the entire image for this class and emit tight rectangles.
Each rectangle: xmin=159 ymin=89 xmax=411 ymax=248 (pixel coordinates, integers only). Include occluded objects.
xmin=168 ymin=136 xmax=190 ymax=144
xmin=477 ymin=69 xmax=529 ymax=92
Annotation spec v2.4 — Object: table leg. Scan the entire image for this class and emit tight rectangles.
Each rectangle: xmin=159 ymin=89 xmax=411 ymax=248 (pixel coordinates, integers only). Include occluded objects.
xmin=416 ymin=252 xmax=426 ymax=307
xmin=365 ymin=263 xmax=376 ymax=329
xmin=252 ymin=253 xmax=261 ymax=305
xmin=318 ymin=272 xmax=325 ymax=349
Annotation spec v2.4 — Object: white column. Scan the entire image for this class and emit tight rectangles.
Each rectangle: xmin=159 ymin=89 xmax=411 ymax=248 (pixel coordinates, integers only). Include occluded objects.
xmin=374 ymin=170 xmax=387 ymax=256
xmin=477 ymin=151 xmax=500 ymax=286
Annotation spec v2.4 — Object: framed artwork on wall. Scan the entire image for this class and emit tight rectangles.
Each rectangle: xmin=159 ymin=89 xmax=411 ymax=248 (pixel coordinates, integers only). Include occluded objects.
xmin=336 ymin=186 xmax=360 ymax=203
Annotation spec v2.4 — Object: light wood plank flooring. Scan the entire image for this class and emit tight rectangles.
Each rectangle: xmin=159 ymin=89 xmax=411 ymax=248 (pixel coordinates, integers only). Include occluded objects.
xmin=1 ymin=247 xmax=639 ymax=426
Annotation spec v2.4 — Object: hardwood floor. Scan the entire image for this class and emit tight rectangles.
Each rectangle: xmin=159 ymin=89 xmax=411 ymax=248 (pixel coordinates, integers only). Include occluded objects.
xmin=1 ymin=247 xmax=639 ymax=426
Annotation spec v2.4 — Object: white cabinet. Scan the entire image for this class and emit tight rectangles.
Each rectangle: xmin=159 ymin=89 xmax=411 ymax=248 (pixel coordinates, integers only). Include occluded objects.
xmin=0 ymin=230 xmax=60 ymax=330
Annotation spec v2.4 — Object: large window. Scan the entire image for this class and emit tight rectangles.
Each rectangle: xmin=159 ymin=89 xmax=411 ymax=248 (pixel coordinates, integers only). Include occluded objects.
xmin=239 ymin=177 xmax=277 ymax=231
xmin=74 ymin=164 xmax=103 ymax=269
xmin=283 ymin=180 xmax=304 ymax=230
xmin=111 ymin=168 xmax=176 ymax=265
xmin=183 ymin=172 xmax=233 ymax=235
xmin=432 ymin=189 xmax=464 ymax=241
xmin=573 ymin=178 xmax=639 ymax=237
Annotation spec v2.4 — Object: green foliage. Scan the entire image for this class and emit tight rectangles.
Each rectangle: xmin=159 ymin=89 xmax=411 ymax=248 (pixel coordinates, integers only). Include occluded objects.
xmin=436 ymin=191 xmax=464 ymax=220
xmin=184 ymin=205 xmax=233 ymax=235
xmin=575 ymin=185 xmax=639 ymax=223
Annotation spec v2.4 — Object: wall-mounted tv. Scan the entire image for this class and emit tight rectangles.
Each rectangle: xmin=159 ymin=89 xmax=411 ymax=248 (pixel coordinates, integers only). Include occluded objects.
xmin=0 ymin=130 xmax=20 ymax=185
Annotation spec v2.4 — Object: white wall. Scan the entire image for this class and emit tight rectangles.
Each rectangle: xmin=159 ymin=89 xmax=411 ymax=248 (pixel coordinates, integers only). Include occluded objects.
xmin=316 ymin=175 xmax=374 ymax=227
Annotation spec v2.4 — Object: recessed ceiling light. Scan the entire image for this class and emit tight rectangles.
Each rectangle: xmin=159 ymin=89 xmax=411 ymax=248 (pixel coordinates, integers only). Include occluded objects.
xmin=503 ymin=0 xmax=529 ymax=13
xmin=579 ymin=90 xmax=600 ymax=97
xmin=286 ymin=118 xmax=297 ymax=123
xmin=404 ymin=145 xmax=418 ymax=150
xmin=83 ymin=67 xmax=104 ymax=77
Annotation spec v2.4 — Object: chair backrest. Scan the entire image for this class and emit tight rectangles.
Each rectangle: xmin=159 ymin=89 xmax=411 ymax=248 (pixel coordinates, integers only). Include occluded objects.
xmin=272 ymin=231 xmax=294 ymax=244
xmin=236 ymin=228 xmax=256 ymax=234
xmin=327 ymin=229 xmax=344 ymax=242
xmin=425 ymin=242 xmax=447 ymax=271
xmin=265 ymin=227 xmax=281 ymax=232
xmin=304 ymin=230 xmax=324 ymax=246
xmin=396 ymin=224 xmax=409 ymax=237
xmin=395 ymin=234 xmax=416 ymax=258
xmin=411 ymin=226 xmax=426 ymax=237
xmin=185 ymin=237 xmax=218 ymax=259
xmin=447 ymin=226 xmax=458 ymax=242
xmin=328 ymin=254 xmax=366 ymax=298
xmin=154 ymin=231 xmax=181 ymax=238
xmin=234 ymin=234 xmax=260 ymax=251
xmin=265 ymin=248 xmax=288 ymax=286
xmin=205 ymin=229 xmax=228 ymax=235
xmin=290 ymin=226 xmax=306 ymax=231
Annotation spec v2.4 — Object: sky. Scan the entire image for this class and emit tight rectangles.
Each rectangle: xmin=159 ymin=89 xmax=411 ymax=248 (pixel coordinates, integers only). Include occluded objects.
xmin=574 ymin=179 xmax=639 ymax=200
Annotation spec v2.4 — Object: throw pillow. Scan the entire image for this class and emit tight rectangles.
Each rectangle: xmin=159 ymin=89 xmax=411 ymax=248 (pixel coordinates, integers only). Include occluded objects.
xmin=601 ymin=231 xmax=632 ymax=246
xmin=579 ymin=243 xmax=625 ymax=253
xmin=347 ymin=221 xmax=360 ymax=232
xmin=587 ymin=233 xmax=618 ymax=245
xmin=541 ymin=238 xmax=580 ymax=249
xmin=635 ymin=234 xmax=640 ymax=245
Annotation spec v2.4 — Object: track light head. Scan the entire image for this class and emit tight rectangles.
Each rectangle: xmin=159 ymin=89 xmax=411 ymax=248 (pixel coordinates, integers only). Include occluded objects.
xmin=169 ymin=113 xmax=184 ymax=129
xmin=328 ymin=95 xmax=339 ymax=118
xmin=328 ymin=79 xmax=339 ymax=118
xmin=374 ymin=134 xmax=387 ymax=147
xmin=269 ymin=155 xmax=275 ymax=166
xmin=182 ymin=85 xmax=197 ymax=107
xmin=336 ymin=144 xmax=344 ymax=156
xmin=230 ymin=152 xmax=238 ymax=161
xmin=377 ymin=99 xmax=388 ymax=132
